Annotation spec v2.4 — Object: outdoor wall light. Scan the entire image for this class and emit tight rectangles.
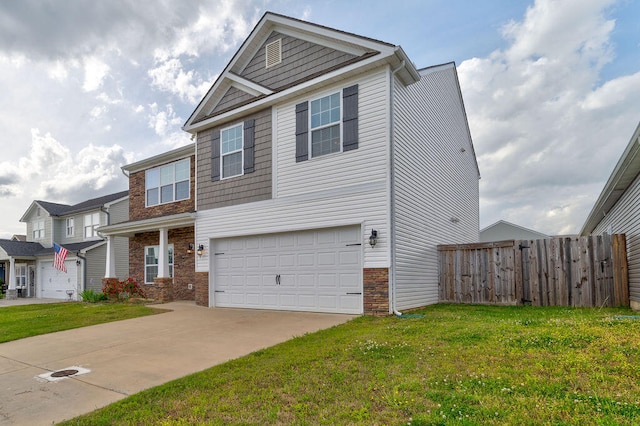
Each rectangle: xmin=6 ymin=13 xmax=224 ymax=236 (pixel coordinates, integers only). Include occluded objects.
xmin=369 ymin=229 xmax=378 ymax=248
xmin=76 ymin=259 xmax=81 ymax=266
xmin=197 ymin=244 xmax=204 ymax=256
xmin=187 ymin=243 xmax=194 ymax=255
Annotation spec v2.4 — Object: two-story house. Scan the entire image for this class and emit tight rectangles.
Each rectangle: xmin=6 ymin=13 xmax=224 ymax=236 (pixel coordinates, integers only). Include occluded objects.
xmin=177 ymin=12 xmax=480 ymax=315
xmin=0 ymin=191 xmax=129 ymax=300
xmin=98 ymin=144 xmax=196 ymax=302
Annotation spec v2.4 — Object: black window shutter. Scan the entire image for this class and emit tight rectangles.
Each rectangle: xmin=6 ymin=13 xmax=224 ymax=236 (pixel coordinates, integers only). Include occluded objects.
xmin=342 ymin=84 xmax=359 ymax=151
xmin=211 ymin=129 xmax=221 ymax=181
xmin=243 ymin=119 xmax=255 ymax=174
xmin=295 ymin=101 xmax=309 ymax=162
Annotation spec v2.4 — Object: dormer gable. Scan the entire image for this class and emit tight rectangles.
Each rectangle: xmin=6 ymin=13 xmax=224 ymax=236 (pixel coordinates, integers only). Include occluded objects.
xmin=183 ymin=12 xmax=419 ymax=133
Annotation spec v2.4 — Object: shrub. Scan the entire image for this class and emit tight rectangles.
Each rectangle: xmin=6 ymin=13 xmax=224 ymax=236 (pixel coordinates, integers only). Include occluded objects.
xmin=79 ymin=289 xmax=108 ymax=303
xmin=102 ymin=277 xmax=145 ymax=300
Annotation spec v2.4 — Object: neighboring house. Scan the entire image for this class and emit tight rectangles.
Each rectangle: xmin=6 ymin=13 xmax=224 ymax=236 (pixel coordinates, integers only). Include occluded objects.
xmin=580 ymin=122 xmax=640 ymax=311
xmin=99 ymin=145 xmax=196 ymax=301
xmin=0 ymin=191 xmax=129 ymax=300
xmin=480 ymin=220 xmax=550 ymax=242
xmin=179 ymin=12 xmax=480 ymax=315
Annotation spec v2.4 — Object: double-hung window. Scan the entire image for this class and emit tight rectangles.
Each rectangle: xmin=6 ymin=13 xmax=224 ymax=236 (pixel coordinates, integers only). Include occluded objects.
xmin=220 ymin=124 xmax=244 ymax=179
xmin=310 ymin=92 xmax=341 ymax=157
xmin=295 ymin=84 xmax=358 ymax=163
xmin=84 ymin=213 xmax=100 ymax=238
xmin=146 ymin=159 xmax=190 ymax=207
xmin=144 ymin=245 xmax=174 ymax=284
xmin=66 ymin=218 xmax=74 ymax=237
xmin=32 ymin=220 xmax=44 ymax=240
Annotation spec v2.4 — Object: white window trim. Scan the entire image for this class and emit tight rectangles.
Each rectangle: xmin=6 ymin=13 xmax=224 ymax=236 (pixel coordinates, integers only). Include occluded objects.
xmin=144 ymin=244 xmax=174 ymax=284
xmin=220 ymin=123 xmax=244 ymax=180
xmin=145 ymin=158 xmax=191 ymax=208
xmin=32 ymin=220 xmax=44 ymax=240
xmin=66 ymin=217 xmax=75 ymax=237
xmin=84 ymin=212 xmax=100 ymax=239
xmin=308 ymin=90 xmax=343 ymax=159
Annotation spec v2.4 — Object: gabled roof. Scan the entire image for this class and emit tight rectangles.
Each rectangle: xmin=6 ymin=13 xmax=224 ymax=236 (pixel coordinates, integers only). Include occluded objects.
xmin=20 ymin=190 xmax=129 ymax=222
xmin=122 ymin=144 xmax=194 ymax=174
xmin=581 ymin=122 xmax=640 ymax=235
xmin=183 ymin=11 xmax=420 ymax=133
xmin=480 ymin=220 xmax=550 ymax=242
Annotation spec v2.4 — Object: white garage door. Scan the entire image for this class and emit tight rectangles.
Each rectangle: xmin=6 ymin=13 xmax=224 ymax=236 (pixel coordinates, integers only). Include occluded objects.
xmin=40 ymin=261 xmax=77 ymax=299
xmin=214 ymin=225 xmax=362 ymax=314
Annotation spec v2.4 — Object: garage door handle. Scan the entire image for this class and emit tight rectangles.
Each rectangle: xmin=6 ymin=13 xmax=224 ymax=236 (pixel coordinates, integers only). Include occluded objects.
xmin=346 ymin=292 xmax=362 ymax=295
xmin=275 ymin=274 xmax=281 ymax=285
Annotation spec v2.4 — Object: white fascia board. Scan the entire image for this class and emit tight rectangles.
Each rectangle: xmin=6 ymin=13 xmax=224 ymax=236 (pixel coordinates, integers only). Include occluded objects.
xmin=99 ymin=212 xmax=196 ymax=237
xmin=226 ymin=73 xmax=274 ymax=96
xmin=19 ymin=201 xmax=40 ymax=223
xmin=123 ymin=144 xmax=194 ymax=174
xmin=273 ymin=25 xmax=373 ymax=57
xmin=183 ymin=53 xmax=390 ymax=133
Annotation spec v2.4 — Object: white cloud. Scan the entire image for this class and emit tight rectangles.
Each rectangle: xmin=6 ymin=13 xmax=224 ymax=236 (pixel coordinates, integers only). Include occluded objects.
xmin=83 ymin=56 xmax=110 ymax=92
xmin=459 ymin=0 xmax=640 ymax=235
xmin=147 ymin=58 xmax=212 ymax=104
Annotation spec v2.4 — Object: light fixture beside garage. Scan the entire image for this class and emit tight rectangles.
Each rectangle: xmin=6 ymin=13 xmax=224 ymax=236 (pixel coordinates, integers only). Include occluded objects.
xmin=197 ymin=244 xmax=204 ymax=256
xmin=369 ymin=229 xmax=378 ymax=248
xmin=187 ymin=243 xmax=194 ymax=255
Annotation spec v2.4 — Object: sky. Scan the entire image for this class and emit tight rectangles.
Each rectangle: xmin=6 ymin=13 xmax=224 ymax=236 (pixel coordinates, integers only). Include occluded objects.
xmin=0 ymin=0 xmax=639 ymax=238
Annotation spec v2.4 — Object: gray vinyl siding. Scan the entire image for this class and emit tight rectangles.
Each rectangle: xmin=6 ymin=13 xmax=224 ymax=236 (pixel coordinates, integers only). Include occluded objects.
xmin=392 ymin=65 xmax=479 ymax=310
xmin=114 ymin=236 xmax=129 ymax=280
xmin=238 ymin=32 xmax=357 ymax=91
xmin=197 ymin=108 xmax=272 ymax=210
xmin=85 ymin=244 xmax=106 ymax=292
xmin=212 ymin=86 xmax=257 ymax=115
xmin=57 ymin=216 xmax=82 ymax=244
xmin=108 ymin=198 xmax=129 ymax=224
xmin=592 ymin=170 xmax=640 ymax=304
xmin=25 ymin=212 xmax=52 ymax=246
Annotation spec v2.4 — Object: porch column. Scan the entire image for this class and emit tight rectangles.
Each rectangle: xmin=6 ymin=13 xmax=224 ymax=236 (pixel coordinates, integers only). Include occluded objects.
xmin=6 ymin=257 xmax=16 ymax=300
xmin=158 ymin=227 xmax=169 ymax=278
xmin=104 ymin=236 xmax=116 ymax=278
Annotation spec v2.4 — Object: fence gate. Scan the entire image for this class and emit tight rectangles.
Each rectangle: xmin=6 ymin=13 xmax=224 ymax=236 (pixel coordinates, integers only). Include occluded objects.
xmin=438 ymin=234 xmax=629 ymax=307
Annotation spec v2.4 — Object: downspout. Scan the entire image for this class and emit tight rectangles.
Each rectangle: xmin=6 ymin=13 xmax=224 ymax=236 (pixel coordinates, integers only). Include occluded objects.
xmin=389 ymin=59 xmax=405 ymax=317
xmin=76 ymin=252 xmax=87 ymax=293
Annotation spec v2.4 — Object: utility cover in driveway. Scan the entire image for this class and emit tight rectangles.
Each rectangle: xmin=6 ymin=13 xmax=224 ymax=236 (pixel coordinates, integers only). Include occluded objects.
xmin=214 ymin=225 xmax=362 ymax=314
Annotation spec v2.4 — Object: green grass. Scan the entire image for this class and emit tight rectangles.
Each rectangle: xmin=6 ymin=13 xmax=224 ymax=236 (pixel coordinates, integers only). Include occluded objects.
xmin=62 ymin=304 xmax=640 ymax=425
xmin=0 ymin=302 xmax=166 ymax=343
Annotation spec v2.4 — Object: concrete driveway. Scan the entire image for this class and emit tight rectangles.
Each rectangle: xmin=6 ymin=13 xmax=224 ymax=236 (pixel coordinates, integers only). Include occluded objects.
xmin=0 ymin=301 xmax=354 ymax=425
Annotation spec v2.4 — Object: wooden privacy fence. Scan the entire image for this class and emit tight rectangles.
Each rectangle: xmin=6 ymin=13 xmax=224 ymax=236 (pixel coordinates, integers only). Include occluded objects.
xmin=438 ymin=234 xmax=629 ymax=307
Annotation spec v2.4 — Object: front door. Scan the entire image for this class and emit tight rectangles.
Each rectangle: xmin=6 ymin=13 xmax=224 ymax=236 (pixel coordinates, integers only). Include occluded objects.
xmin=28 ymin=265 xmax=35 ymax=298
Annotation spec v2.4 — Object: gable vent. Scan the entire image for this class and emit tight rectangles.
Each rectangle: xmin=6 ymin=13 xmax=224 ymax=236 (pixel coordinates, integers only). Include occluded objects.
xmin=265 ymin=39 xmax=282 ymax=68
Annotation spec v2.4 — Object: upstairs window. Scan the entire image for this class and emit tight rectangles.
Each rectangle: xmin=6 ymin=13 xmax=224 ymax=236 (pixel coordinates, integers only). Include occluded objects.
xmin=32 ymin=220 xmax=44 ymax=240
xmin=66 ymin=218 xmax=74 ymax=237
xmin=84 ymin=213 xmax=100 ymax=238
xmin=310 ymin=92 xmax=341 ymax=157
xmin=146 ymin=158 xmax=190 ymax=207
xmin=221 ymin=124 xmax=244 ymax=179
xmin=295 ymin=85 xmax=359 ymax=162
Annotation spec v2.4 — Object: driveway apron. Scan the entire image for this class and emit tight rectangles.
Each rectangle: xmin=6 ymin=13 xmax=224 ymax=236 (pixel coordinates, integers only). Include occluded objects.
xmin=0 ymin=301 xmax=354 ymax=425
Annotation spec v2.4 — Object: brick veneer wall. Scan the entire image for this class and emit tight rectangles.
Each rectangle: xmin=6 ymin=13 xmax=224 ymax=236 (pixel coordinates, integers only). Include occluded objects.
xmin=129 ymin=227 xmax=195 ymax=301
xmin=363 ymin=268 xmax=390 ymax=315
xmin=195 ymin=272 xmax=209 ymax=306
xmin=129 ymin=154 xmax=195 ymax=221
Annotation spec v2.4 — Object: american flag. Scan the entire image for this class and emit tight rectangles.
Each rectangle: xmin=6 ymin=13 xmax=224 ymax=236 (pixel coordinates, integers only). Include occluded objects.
xmin=53 ymin=243 xmax=68 ymax=273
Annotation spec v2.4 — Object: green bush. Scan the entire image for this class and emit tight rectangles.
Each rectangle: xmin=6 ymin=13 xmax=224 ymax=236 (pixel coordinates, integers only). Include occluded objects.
xmin=79 ymin=289 xmax=108 ymax=303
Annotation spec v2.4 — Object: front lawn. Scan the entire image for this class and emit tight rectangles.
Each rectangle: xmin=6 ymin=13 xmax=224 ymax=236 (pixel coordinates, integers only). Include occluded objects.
xmin=63 ymin=304 xmax=640 ymax=425
xmin=0 ymin=303 xmax=165 ymax=343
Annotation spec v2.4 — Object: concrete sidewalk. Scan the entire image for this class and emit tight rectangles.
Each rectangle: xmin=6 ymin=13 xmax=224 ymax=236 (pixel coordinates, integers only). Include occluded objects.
xmin=0 ymin=298 xmax=61 ymax=307
xmin=0 ymin=302 xmax=354 ymax=425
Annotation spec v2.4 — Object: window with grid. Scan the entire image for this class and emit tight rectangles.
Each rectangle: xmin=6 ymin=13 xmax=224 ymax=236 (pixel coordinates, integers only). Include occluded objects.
xmin=221 ymin=124 xmax=243 ymax=179
xmin=144 ymin=245 xmax=174 ymax=284
xmin=84 ymin=213 xmax=100 ymax=238
xmin=146 ymin=158 xmax=190 ymax=207
xmin=32 ymin=220 xmax=44 ymax=240
xmin=66 ymin=218 xmax=74 ymax=237
xmin=310 ymin=92 xmax=341 ymax=157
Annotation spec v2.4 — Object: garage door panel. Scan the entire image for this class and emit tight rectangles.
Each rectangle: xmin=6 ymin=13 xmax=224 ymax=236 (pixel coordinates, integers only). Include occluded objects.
xmin=214 ymin=225 xmax=362 ymax=314
xmin=41 ymin=260 xmax=77 ymax=300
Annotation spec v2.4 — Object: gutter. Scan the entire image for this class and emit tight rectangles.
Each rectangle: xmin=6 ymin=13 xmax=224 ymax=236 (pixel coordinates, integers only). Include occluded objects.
xmin=389 ymin=60 xmax=406 ymax=317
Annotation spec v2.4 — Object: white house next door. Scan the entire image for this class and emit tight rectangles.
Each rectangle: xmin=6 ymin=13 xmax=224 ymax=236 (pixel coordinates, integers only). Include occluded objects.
xmin=213 ymin=225 xmax=362 ymax=314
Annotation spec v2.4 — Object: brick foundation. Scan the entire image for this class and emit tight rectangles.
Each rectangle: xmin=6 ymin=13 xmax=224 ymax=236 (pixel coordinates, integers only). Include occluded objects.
xmin=145 ymin=277 xmax=174 ymax=302
xmin=195 ymin=272 xmax=209 ymax=306
xmin=363 ymin=268 xmax=390 ymax=315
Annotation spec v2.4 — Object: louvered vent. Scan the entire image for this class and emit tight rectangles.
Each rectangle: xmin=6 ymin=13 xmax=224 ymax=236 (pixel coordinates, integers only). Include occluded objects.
xmin=265 ymin=39 xmax=282 ymax=68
